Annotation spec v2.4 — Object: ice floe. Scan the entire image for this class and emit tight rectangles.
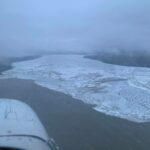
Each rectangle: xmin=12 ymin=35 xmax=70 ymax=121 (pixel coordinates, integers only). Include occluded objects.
xmin=1 ymin=55 xmax=150 ymax=122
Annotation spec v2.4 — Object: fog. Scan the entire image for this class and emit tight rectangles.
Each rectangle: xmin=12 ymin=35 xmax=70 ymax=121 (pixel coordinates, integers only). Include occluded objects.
xmin=0 ymin=0 xmax=150 ymax=56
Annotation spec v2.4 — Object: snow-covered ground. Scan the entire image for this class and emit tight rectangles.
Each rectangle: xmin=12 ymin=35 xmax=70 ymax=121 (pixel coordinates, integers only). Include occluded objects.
xmin=1 ymin=54 xmax=150 ymax=122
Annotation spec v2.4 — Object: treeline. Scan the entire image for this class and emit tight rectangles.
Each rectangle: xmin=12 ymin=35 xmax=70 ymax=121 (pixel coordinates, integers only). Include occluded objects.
xmin=85 ymin=50 xmax=150 ymax=67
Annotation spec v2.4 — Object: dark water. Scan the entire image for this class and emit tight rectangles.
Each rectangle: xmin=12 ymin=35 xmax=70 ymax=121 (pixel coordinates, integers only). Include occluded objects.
xmin=0 ymin=78 xmax=150 ymax=150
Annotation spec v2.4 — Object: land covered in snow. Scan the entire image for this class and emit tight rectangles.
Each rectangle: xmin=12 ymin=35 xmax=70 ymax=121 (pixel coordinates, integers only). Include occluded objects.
xmin=1 ymin=55 xmax=150 ymax=122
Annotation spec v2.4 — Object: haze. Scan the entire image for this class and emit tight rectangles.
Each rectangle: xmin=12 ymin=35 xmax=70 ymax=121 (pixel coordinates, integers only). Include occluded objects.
xmin=0 ymin=0 xmax=150 ymax=56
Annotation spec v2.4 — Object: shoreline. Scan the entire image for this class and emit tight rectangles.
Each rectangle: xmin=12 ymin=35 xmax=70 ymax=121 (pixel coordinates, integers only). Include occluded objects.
xmin=0 ymin=55 xmax=41 ymax=74
xmin=85 ymin=53 xmax=150 ymax=68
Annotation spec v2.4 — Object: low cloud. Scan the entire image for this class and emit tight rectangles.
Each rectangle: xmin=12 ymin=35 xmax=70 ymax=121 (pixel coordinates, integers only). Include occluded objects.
xmin=0 ymin=0 xmax=150 ymax=56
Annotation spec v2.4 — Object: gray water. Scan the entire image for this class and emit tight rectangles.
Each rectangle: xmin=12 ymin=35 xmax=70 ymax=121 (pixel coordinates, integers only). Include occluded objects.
xmin=0 ymin=59 xmax=150 ymax=150
xmin=0 ymin=79 xmax=150 ymax=150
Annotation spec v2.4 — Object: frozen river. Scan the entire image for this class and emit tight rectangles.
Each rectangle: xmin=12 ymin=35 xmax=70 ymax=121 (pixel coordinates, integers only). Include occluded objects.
xmin=2 ymin=55 xmax=150 ymax=122
xmin=1 ymin=55 xmax=150 ymax=150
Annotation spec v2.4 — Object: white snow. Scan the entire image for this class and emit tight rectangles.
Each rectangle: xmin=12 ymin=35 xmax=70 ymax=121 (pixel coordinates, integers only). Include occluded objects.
xmin=1 ymin=54 xmax=150 ymax=122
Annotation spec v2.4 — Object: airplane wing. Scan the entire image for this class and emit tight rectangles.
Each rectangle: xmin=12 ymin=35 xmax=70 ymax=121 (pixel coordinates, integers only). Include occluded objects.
xmin=0 ymin=99 xmax=58 ymax=150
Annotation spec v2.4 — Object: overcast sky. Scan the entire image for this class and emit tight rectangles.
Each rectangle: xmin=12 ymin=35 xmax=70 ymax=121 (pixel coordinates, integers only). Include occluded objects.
xmin=0 ymin=0 xmax=150 ymax=56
